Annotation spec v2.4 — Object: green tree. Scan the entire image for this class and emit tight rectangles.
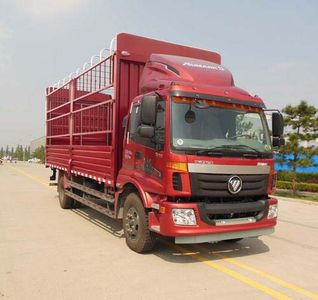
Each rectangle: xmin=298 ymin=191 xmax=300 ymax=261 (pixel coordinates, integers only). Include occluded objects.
xmin=24 ymin=146 xmax=31 ymax=161
xmin=0 ymin=147 xmax=3 ymax=158
xmin=15 ymin=144 xmax=24 ymax=161
xmin=19 ymin=145 xmax=24 ymax=160
xmin=277 ymin=101 xmax=318 ymax=193
xmin=5 ymin=145 xmax=9 ymax=155
xmin=32 ymin=146 xmax=45 ymax=163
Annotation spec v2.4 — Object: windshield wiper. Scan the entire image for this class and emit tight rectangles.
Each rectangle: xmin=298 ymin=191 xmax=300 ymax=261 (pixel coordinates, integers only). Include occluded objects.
xmin=220 ymin=145 xmax=265 ymax=157
xmin=191 ymin=145 xmax=265 ymax=158
xmin=194 ymin=146 xmax=239 ymax=156
xmin=195 ymin=148 xmax=224 ymax=156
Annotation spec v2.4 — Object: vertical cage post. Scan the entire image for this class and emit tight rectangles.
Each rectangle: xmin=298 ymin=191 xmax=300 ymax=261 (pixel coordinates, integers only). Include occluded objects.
xmin=69 ymin=78 xmax=76 ymax=174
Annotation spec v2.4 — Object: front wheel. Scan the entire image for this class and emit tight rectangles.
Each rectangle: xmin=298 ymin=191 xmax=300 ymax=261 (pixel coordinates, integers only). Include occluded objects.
xmin=123 ymin=193 xmax=156 ymax=253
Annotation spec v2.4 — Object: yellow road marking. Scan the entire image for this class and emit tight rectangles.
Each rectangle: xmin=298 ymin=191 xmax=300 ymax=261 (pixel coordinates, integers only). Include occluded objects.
xmin=165 ymin=242 xmax=291 ymax=300
xmin=5 ymin=164 xmax=54 ymax=189
xmin=195 ymin=244 xmax=318 ymax=300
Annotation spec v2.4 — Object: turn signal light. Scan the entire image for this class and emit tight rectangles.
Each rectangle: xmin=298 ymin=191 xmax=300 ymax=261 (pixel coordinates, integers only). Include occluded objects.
xmin=166 ymin=161 xmax=188 ymax=172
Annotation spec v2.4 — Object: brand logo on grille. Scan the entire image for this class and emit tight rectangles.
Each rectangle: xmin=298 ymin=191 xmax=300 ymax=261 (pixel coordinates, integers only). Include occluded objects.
xmin=228 ymin=176 xmax=242 ymax=194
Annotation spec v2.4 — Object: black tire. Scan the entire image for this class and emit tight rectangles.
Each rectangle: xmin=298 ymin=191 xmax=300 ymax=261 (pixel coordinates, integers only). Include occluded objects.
xmin=123 ymin=193 xmax=156 ymax=253
xmin=58 ymin=174 xmax=74 ymax=209
xmin=224 ymin=238 xmax=243 ymax=243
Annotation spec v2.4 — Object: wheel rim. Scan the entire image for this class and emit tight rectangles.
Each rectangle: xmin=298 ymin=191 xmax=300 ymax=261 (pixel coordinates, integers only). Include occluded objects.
xmin=125 ymin=207 xmax=140 ymax=240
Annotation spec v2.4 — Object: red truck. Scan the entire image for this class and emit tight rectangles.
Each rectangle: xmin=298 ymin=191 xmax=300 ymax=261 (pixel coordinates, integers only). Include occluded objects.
xmin=46 ymin=33 xmax=284 ymax=253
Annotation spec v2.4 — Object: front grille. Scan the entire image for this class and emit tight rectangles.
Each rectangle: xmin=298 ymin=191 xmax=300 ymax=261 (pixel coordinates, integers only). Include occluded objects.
xmin=209 ymin=211 xmax=258 ymax=220
xmin=172 ymin=173 xmax=182 ymax=191
xmin=189 ymin=173 xmax=268 ymax=198
xmin=197 ymin=200 xmax=268 ymax=225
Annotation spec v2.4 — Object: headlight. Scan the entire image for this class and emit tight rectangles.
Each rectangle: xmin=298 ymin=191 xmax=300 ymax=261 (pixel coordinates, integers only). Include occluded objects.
xmin=172 ymin=208 xmax=197 ymax=225
xmin=267 ymin=204 xmax=278 ymax=219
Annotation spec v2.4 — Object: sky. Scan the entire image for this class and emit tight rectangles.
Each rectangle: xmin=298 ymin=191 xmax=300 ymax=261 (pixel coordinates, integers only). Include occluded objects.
xmin=0 ymin=0 xmax=317 ymax=148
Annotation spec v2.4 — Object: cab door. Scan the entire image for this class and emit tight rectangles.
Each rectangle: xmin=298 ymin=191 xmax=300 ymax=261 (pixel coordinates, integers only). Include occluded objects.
xmin=122 ymin=98 xmax=166 ymax=195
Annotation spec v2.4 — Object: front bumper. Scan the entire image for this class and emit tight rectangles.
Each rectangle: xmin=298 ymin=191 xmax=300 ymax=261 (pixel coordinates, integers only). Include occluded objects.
xmin=175 ymin=227 xmax=274 ymax=244
xmin=149 ymin=197 xmax=277 ymax=239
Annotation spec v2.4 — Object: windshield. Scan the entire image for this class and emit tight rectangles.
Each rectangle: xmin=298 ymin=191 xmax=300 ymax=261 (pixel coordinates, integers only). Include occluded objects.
xmin=171 ymin=97 xmax=271 ymax=155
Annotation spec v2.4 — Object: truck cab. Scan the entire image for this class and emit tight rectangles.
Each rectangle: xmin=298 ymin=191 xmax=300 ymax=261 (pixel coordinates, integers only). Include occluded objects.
xmin=118 ymin=54 xmax=283 ymax=249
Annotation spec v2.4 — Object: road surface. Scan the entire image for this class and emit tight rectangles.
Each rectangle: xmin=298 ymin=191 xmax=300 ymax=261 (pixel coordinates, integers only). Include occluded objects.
xmin=1 ymin=162 xmax=317 ymax=299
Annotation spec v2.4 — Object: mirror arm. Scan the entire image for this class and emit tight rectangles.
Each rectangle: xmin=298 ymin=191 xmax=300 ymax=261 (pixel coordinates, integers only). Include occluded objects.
xmin=263 ymin=108 xmax=281 ymax=112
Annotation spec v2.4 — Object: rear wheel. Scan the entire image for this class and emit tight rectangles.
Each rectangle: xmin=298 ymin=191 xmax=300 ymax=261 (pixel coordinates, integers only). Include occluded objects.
xmin=58 ymin=174 xmax=74 ymax=209
xmin=123 ymin=193 xmax=156 ymax=253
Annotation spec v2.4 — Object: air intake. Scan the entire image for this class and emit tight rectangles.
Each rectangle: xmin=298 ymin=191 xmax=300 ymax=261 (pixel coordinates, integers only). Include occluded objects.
xmin=172 ymin=173 xmax=182 ymax=191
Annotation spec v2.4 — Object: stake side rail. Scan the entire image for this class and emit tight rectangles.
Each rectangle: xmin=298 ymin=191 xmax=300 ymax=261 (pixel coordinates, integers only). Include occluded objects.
xmin=46 ymin=53 xmax=115 ymax=143
xmin=46 ymin=53 xmax=116 ymax=187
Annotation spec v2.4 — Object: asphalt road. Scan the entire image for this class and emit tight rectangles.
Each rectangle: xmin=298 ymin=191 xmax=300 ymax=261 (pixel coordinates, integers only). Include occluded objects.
xmin=1 ymin=162 xmax=318 ymax=300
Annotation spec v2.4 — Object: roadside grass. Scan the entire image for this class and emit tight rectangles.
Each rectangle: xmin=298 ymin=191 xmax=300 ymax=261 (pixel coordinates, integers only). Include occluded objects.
xmin=273 ymin=190 xmax=318 ymax=202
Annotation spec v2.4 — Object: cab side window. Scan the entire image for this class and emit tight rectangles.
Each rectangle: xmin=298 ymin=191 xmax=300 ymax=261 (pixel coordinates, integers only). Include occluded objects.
xmin=153 ymin=101 xmax=165 ymax=146
xmin=129 ymin=104 xmax=154 ymax=148
xmin=129 ymin=101 xmax=165 ymax=149
xmin=129 ymin=104 xmax=140 ymax=140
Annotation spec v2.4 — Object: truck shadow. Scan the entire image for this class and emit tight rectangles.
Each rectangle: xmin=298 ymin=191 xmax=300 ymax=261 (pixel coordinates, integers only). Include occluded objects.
xmin=153 ymin=238 xmax=270 ymax=264
xmin=71 ymin=206 xmax=270 ymax=263
xmin=71 ymin=206 xmax=124 ymax=239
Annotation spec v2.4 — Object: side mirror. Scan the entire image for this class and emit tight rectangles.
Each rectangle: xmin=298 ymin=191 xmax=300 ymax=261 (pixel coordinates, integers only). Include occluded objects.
xmin=272 ymin=112 xmax=284 ymax=137
xmin=140 ymin=95 xmax=158 ymax=125
xmin=279 ymin=138 xmax=285 ymax=146
xmin=272 ymin=137 xmax=285 ymax=147
xmin=138 ymin=125 xmax=155 ymax=138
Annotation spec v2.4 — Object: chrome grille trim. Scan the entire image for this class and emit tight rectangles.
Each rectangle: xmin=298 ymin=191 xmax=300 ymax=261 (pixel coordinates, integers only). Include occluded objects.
xmin=188 ymin=163 xmax=270 ymax=174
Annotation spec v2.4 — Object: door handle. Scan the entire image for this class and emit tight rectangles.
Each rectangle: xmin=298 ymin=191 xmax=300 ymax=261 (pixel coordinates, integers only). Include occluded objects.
xmin=135 ymin=151 xmax=142 ymax=159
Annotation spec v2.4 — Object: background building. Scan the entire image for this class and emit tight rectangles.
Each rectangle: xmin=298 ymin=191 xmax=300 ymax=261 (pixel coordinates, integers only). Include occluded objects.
xmin=30 ymin=136 xmax=45 ymax=153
